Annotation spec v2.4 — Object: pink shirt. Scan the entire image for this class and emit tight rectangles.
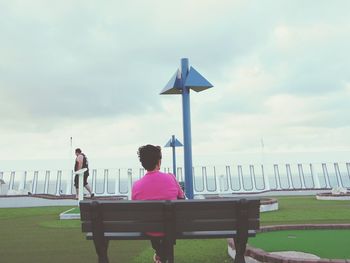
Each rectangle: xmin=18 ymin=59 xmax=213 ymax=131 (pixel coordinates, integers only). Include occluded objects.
xmin=132 ymin=170 xmax=184 ymax=237
xmin=132 ymin=170 xmax=184 ymax=201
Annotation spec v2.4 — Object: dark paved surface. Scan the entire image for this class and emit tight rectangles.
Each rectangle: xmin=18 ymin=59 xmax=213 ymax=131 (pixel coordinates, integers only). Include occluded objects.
xmin=0 ymin=189 xmax=331 ymax=208
xmin=0 ymin=194 xmax=127 ymax=208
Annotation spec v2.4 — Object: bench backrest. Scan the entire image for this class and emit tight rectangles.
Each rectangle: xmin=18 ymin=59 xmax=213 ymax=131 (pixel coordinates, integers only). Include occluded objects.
xmin=80 ymin=200 xmax=168 ymax=233
xmin=173 ymin=199 xmax=259 ymax=233
xmin=80 ymin=198 xmax=260 ymax=236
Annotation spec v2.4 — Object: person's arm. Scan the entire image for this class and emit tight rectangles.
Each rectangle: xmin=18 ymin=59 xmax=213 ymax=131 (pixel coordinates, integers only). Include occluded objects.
xmin=131 ymin=180 xmax=139 ymax=200
xmin=171 ymin=175 xmax=185 ymax=199
xmin=131 ymin=185 xmax=136 ymax=200
xmin=177 ymin=185 xmax=185 ymax=199
xmin=76 ymin=155 xmax=84 ymax=171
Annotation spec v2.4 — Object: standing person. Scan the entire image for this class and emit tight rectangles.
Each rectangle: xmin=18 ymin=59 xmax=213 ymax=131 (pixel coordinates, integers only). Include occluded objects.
xmin=74 ymin=148 xmax=94 ymax=199
xmin=132 ymin=144 xmax=185 ymax=263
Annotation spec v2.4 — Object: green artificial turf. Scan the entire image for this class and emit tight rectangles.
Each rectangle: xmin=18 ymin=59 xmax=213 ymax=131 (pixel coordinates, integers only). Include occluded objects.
xmin=132 ymin=239 xmax=233 ymax=263
xmin=249 ymin=229 xmax=350 ymax=259
xmin=260 ymin=196 xmax=350 ymax=225
xmin=0 ymin=206 xmax=148 ymax=263
xmin=1 ymin=196 xmax=350 ymax=262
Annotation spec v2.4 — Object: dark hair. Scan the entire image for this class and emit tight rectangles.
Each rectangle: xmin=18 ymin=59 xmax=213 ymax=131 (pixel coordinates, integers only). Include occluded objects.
xmin=75 ymin=148 xmax=82 ymax=154
xmin=137 ymin=145 xmax=162 ymax=171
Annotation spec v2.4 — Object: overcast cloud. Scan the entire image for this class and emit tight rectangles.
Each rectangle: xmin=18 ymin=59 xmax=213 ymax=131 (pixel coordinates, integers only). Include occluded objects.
xmin=1 ymin=0 xmax=350 ymax=168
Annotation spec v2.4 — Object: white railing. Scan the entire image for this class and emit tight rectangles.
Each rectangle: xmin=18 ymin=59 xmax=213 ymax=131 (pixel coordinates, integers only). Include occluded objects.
xmin=0 ymin=162 xmax=349 ymax=197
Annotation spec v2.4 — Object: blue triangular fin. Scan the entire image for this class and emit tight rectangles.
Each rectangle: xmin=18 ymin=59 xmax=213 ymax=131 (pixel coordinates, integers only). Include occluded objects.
xmin=184 ymin=67 xmax=213 ymax=92
xmin=164 ymin=138 xmax=183 ymax=147
xmin=174 ymin=139 xmax=183 ymax=147
xmin=160 ymin=69 xmax=182 ymax=95
xmin=164 ymin=139 xmax=172 ymax=147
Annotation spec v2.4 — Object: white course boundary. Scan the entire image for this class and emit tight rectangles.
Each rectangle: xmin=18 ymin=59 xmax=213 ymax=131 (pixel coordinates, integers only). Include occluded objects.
xmin=59 ymin=207 xmax=80 ymax=220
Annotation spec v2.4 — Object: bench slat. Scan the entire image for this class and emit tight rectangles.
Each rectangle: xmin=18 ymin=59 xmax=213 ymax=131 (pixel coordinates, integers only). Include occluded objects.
xmin=175 ymin=219 xmax=259 ymax=232
xmin=82 ymin=221 xmax=165 ymax=233
xmin=177 ymin=230 xmax=256 ymax=239
xmin=80 ymin=201 xmax=166 ymax=221
xmin=173 ymin=199 xmax=260 ymax=232
xmin=86 ymin=232 xmax=149 ymax=240
xmin=85 ymin=230 xmax=257 ymax=240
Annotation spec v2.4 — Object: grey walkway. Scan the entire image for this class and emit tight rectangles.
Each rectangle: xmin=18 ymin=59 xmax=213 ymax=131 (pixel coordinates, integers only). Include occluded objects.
xmin=219 ymin=189 xmax=331 ymax=198
xmin=0 ymin=189 xmax=331 ymax=208
xmin=0 ymin=196 xmax=77 ymax=208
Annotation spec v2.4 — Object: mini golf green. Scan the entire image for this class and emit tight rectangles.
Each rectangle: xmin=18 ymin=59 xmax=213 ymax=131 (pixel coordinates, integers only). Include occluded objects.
xmin=249 ymin=229 xmax=350 ymax=259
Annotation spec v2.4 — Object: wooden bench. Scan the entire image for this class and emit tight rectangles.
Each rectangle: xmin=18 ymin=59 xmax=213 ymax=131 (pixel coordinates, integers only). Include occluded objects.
xmin=80 ymin=198 xmax=260 ymax=263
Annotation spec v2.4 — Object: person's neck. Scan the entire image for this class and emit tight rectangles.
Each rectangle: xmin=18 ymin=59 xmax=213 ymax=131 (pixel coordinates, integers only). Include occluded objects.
xmin=148 ymin=167 xmax=160 ymax=172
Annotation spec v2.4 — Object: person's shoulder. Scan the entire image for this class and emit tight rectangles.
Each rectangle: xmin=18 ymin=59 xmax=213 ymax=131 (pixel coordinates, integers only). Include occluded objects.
xmin=132 ymin=177 xmax=143 ymax=187
xmin=160 ymin=172 xmax=178 ymax=181
xmin=167 ymin=172 xmax=176 ymax=177
xmin=157 ymin=171 xmax=175 ymax=177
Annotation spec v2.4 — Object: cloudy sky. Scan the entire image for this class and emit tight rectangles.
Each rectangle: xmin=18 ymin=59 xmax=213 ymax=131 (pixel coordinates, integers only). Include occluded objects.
xmin=1 ymin=0 xmax=350 ymax=169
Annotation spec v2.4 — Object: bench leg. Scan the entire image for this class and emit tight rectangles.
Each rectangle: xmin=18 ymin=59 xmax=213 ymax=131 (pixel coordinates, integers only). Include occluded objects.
xmin=165 ymin=241 xmax=174 ymax=263
xmin=233 ymin=236 xmax=247 ymax=263
xmin=93 ymin=239 xmax=109 ymax=263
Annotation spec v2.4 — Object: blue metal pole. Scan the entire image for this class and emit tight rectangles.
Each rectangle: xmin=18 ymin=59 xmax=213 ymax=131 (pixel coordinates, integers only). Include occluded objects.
xmin=181 ymin=58 xmax=194 ymax=199
xmin=171 ymin=135 xmax=176 ymax=177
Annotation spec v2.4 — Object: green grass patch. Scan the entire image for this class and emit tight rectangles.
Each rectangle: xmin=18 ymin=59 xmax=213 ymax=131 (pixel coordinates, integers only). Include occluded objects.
xmin=39 ymin=219 xmax=81 ymax=228
xmin=249 ymin=229 xmax=350 ymax=259
xmin=0 ymin=206 xmax=74 ymax=219
xmin=132 ymin=239 xmax=233 ymax=263
xmin=261 ymin=196 xmax=350 ymax=225
xmin=0 ymin=206 xmax=148 ymax=263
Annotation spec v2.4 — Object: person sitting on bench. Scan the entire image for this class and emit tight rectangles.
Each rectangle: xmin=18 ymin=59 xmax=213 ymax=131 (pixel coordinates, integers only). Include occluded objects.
xmin=132 ymin=144 xmax=185 ymax=263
